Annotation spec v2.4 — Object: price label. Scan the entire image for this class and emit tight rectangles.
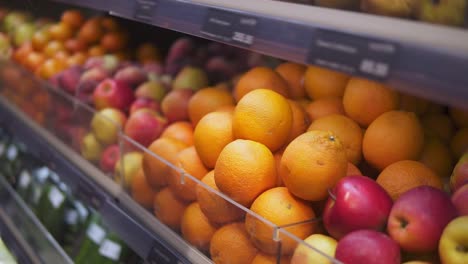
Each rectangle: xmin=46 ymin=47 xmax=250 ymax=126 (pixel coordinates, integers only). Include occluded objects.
xmin=49 ymin=186 xmax=65 ymax=209
xmin=6 ymin=145 xmax=18 ymax=161
xmin=307 ymin=29 xmax=397 ymax=80
xmin=65 ymin=209 xmax=79 ymax=225
xmin=19 ymin=170 xmax=31 ymax=188
xmin=147 ymin=240 xmax=183 ymax=264
xmin=99 ymin=239 xmax=122 ymax=261
xmin=201 ymin=8 xmax=258 ymax=47
xmin=133 ymin=0 xmax=158 ymax=22
xmin=87 ymin=223 xmax=106 ymax=244
xmin=36 ymin=167 xmax=50 ymax=180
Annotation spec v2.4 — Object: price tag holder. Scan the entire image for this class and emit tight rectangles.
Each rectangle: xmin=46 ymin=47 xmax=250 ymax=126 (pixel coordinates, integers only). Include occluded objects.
xmin=307 ymin=29 xmax=397 ymax=80
xmin=99 ymin=239 xmax=122 ymax=261
xmin=133 ymin=0 xmax=159 ymax=22
xmin=49 ymin=186 xmax=65 ymax=209
xmin=18 ymin=171 xmax=31 ymax=188
xmin=201 ymin=8 xmax=258 ymax=47
xmin=87 ymin=223 xmax=106 ymax=245
xmin=147 ymin=239 xmax=184 ymax=264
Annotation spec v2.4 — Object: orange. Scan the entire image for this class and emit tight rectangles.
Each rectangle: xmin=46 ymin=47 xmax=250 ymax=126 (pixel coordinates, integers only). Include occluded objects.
xmin=143 ymin=137 xmax=188 ymax=189
xmin=61 ymin=10 xmax=84 ymax=28
xmin=303 ymin=65 xmax=349 ymax=100
xmin=88 ymin=45 xmax=105 ymax=57
xmin=234 ymin=66 xmax=289 ymax=102
xmin=196 ymin=170 xmax=245 ymax=224
xmin=419 ymin=137 xmax=453 ymax=178
xmin=136 ymin=42 xmax=161 ymax=63
xmin=399 ymin=93 xmax=429 ymax=115
xmin=308 ymin=114 xmax=363 ymax=165
xmin=193 ymin=111 xmax=234 ymax=168
xmin=280 ymin=130 xmax=348 ymax=201
xmin=216 ymin=105 xmax=235 ymax=113
xmin=245 ymin=187 xmax=316 ymax=255
xmin=449 ymin=107 xmax=468 ymax=128
xmin=343 ymin=78 xmax=399 ymax=127
xmin=305 ymin=97 xmax=345 ymax=122
xmin=275 ymin=62 xmax=307 ymax=99
xmin=450 ymin=128 xmax=468 ymax=159
xmin=154 ymin=187 xmax=188 ymax=231
xmin=252 ymin=252 xmax=291 ymax=264
xmin=347 ymin=162 xmax=363 ymax=176
xmin=233 ymin=89 xmax=292 ymax=152
xmin=131 ymin=168 xmax=157 ymax=209
xmin=421 ymin=113 xmax=454 ymax=142
xmin=274 ymin=150 xmax=285 ymax=186
xmin=214 ymin=139 xmax=277 ymax=207
xmin=363 ymin=111 xmax=425 ymax=170
xmin=160 ymin=121 xmax=194 ymax=146
xmin=286 ymin=100 xmax=310 ymax=144
xmin=168 ymin=146 xmax=209 ymax=202
xmin=210 ymin=222 xmax=258 ymax=264
xmin=188 ymin=87 xmax=235 ymax=126
xmin=376 ymin=160 xmax=443 ymax=200
xmin=181 ymin=202 xmax=217 ymax=253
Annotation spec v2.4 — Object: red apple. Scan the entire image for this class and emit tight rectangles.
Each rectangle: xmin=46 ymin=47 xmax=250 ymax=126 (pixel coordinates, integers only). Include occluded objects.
xmin=114 ymin=65 xmax=148 ymax=88
xmin=84 ymin=54 xmax=120 ymax=74
xmin=93 ymin=78 xmax=135 ymax=111
xmin=77 ymin=67 xmax=109 ymax=95
xmin=124 ymin=109 xmax=168 ymax=147
xmin=387 ymin=186 xmax=458 ymax=253
xmin=452 ymin=184 xmax=468 ymax=216
xmin=129 ymin=97 xmax=160 ymax=115
xmin=59 ymin=65 xmax=83 ymax=94
xmin=100 ymin=144 xmax=121 ymax=173
xmin=336 ymin=229 xmax=401 ymax=264
xmin=323 ymin=175 xmax=393 ymax=239
xmin=451 ymin=152 xmax=468 ymax=192
xmin=161 ymin=89 xmax=193 ymax=122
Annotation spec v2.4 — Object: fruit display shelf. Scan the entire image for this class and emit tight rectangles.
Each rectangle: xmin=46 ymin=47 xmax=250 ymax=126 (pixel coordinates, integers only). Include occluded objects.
xmin=50 ymin=0 xmax=468 ymax=109
xmin=0 ymin=61 xmax=333 ymax=263
xmin=0 ymin=176 xmax=73 ymax=264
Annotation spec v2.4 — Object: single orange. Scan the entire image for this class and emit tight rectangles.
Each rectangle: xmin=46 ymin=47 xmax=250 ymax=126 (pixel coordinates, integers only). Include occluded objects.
xmin=343 ymin=77 xmax=399 ymax=127
xmin=449 ymin=106 xmax=468 ymax=128
xmin=188 ymin=87 xmax=235 ymax=126
xmin=346 ymin=162 xmax=363 ymax=176
xmin=194 ymin=111 xmax=234 ymax=168
xmin=305 ymin=97 xmax=345 ymax=122
xmin=233 ymin=89 xmax=292 ymax=152
xmin=210 ymin=222 xmax=258 ymax=264
xmin=274 ymin=150 xmax=285 ymax=187
xmin=421 ymin=113 xmax=455 ymax=142
xmin=234 ymin=66 xmax=289 ymax=102
xmin=245 ymin=187 xmax=316 ymax=255
xmin=168 ymin=146 xmax=209 ymax=202
xmin=252 ymin=252 xmax=291 ymax=264
xmin=131 ymin=168 xmax=157 ymax=209
xmin=143 ymin=137 xmax=188 ymax=189
xmin=286 ymin=100 xmax=310 ymax=144
xmin=280 ymin=130 xmax=348 ymax=201
xmin=363 ymin=111 xmax=425 ymax=170
xmin=308 ymin=114 xmax=363 ymax=165
xmin=160 ymin=121 xmax=194 ymax=146
xmin=376 ymin=160 xmax=443 ymax=200
xmin=419 ymin=137 xmax=453 ymax=178
xmin=303 ymin=65 xmax=349 ymax=100
xmin=214 ymin=139 xmax=277 ymax=207
xmin=61 ymin=10 xmax=84 ymax=28
xmin=181 ymin=202 xmax=218 ymax=253
xmin=275 ymin=62 xmax=307 ymax=99
xmin=399 ymin=93 xmax=429 ymax=115
xmin=450 ymin=128 xmax=468 ymax=159
xmin=154 ymin=187 xmax=188 ymax=231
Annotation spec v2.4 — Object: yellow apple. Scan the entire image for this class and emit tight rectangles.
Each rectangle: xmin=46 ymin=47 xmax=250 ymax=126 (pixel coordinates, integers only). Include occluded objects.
xmin=439 ymin=216 xmax=468 ymax=264
xmin=291 ymin=234 xmax=337 ymax=264
xmin=80 ymin=132 xmax=103 ymax=162
xmin=90 ymin=108 xmax=127 ymax=145
xmin=114 ymin=151 xmax=143 ymax=187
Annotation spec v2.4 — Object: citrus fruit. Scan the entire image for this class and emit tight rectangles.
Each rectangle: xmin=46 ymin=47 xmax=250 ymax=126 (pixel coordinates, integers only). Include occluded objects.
xmin=274 ymin=150 xmax=285 ymax=186
xmin=210 ymin=222 xmax=258 ymax=264
xmin=421 ymin=113 xmax=455 ymax=142
xmin=233 ymin=89 xmax=292 ymax=152
xmin=450 ymin=128 xmax=468 ymax=159
xmin=181 ymin=202 xmax=218 ymax=253
xmin=376 ymin=160 xmax=443 ymax=200
xmin=188 ymin=87 xmax=235 ymax=126
xmin=286 ymin=100 xmax=310 ymax=144
xmin=275 ymin=62 xmax=307 ymax=99
xmin=168 ymin=146 xmax=209 ymax=202
xmin=346 ymin=162 xmax=363 ymax=176
xmin=196 ymin=170 xmax=244 ymax=224
xmin=308 ymin=114 xmax=363 ymax=165
xmin=303 ymin=66 xmax=349 ymax=100
xmin=449 ymin=107 xmax=468 ymax=128
xmin=419 ymin=137 xmax=453 ymax=178
xmin=131 ymin=168 xmax=157 ymax=209
xmin=193 ymin=111 xmax=234 ymax=168
xmin=154 ymin=187 xmax=188 ymax=231
xmin=363 ymin=111 xmax=425 ymax=170
xmin=245 ymin=187 xmax=316 ymax=255
xmin=280 ymin=130 xmax=348 ymax=201
xmin=305 ymin=97 xmax=345 ymax=122
xmin=399 ymin=93 xmax=429 ymax=115
xmin=214 ymin=139 xmax=277 ymax=207
xmin=252 ymin=252 xmax=291 ymax=264
xmin=234 ymin=66 xmax=289 ymax=102
xmin=160 ymin=121 xmax=194 ymax=146
xmin=343 ymin=78 xmax=399 ymax=127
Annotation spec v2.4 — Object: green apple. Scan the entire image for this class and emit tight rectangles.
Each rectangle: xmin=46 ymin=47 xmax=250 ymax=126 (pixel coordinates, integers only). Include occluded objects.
xmin=417 ymin=0 xmax=467 ymax=27
xmin=361 ymin=0 xmax=420 ymax=17
xmin=80 ymin=133 xmax=103 ymax=162
xmin=172 ymin=66 xmax=208 ymax=91
xmin=135 ymin=80 xmax=167 ymax=102
xmin=3 ymin=11 xmax=31 ymax=34
xmin=290 ymin=234 xmax=337 ymax=264
xmin=13 ymin=22 xmax=35 ymax=47
xmin=0 ymin=33 xmax=12 ymax=60
xmin=316 ymin=0 xmax=360 ymax=9
xmin=439 ymin=216 xmax=468 ymax=264
xmin=114 ymin=152 xmax=143 ymax=187
xmin=90 ymin=108 xmax=127 ymax=145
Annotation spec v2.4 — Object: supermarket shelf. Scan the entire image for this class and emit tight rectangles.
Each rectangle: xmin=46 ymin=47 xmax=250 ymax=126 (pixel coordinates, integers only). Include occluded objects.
xmin=0 ymin=176 xmax=73 ymax=264
xmin=0 ymin=97 xmax=211 ymax=264
xmin=51 ymin=0 xmax=468 ymax=108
